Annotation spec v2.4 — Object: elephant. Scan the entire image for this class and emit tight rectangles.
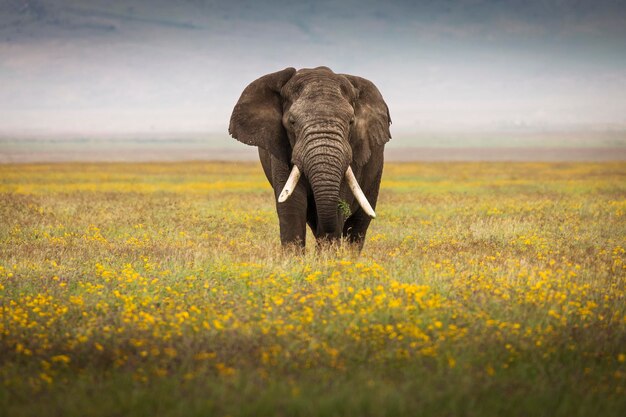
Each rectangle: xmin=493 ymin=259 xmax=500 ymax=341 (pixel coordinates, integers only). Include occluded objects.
xmin=229 ymin=66 xmax=391 ymax=250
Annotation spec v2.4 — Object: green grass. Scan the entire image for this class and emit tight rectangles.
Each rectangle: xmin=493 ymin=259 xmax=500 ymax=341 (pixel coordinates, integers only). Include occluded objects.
xmin=0 ymin=161 xmax=625 ymax=417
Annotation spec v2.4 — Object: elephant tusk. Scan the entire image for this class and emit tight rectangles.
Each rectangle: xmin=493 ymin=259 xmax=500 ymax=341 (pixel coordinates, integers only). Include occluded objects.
xmin=345 ymin=166 xmax=376 ymax=218
xmin=278 ymin=165 xmax=301 ymax=203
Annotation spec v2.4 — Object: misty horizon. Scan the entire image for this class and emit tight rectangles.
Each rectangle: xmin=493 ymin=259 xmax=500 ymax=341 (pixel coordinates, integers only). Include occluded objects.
xmin=1 ymin=0 xmax=626 ymax=138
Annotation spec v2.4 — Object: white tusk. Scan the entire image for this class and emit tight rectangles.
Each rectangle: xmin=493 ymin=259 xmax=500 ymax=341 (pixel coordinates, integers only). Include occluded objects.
xmin=345 ymin=166 xmax=376 ymax=218
xmin=278 ymin=165 xmax=301 ymax=203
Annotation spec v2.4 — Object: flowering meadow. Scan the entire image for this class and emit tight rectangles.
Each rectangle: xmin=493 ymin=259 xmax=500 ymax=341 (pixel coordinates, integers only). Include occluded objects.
xmin=1 ymin=161 xmax=625 ymax=416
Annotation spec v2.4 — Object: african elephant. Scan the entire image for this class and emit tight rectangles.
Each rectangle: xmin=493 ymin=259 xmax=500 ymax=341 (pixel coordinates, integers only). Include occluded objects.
xmin=229 ymin=66 xmax=391 ymax=250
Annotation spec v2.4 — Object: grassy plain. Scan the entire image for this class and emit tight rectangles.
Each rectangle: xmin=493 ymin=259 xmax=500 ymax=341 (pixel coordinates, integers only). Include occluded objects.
xmin=0 ymin=161 xmax=625 ymax=417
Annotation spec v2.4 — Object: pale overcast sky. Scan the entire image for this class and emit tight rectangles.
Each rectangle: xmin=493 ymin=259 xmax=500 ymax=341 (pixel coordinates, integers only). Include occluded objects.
xmin=1 ymin=0 xmax=626 ymax=136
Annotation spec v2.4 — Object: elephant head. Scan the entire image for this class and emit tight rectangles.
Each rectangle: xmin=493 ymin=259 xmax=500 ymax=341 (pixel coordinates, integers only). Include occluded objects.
xmin=229 ymin=66 xmax=390 ymax=238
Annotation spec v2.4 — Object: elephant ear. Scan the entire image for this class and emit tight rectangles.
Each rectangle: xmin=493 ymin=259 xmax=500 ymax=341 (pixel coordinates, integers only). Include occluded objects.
xmin=229 ymin=67 xmax=296 ymax=162
xmin=342 ymin=74 xmax=391 ymax=166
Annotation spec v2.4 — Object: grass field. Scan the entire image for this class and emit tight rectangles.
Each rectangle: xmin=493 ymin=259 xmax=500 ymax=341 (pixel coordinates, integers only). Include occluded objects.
xmin=1 ymin=161 xmax=625 ymax=417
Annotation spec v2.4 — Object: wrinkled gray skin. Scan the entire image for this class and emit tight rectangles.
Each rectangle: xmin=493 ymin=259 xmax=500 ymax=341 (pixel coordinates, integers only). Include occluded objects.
xmin=229 ymin=66 xmax=391 ymax=250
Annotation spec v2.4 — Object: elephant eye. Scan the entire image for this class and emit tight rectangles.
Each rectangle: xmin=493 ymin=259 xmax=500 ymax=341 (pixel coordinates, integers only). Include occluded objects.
xmin=288 ymin=116 xmax=296 ymax=125
xmin=349 ymin=116 xmax=355 ymax=125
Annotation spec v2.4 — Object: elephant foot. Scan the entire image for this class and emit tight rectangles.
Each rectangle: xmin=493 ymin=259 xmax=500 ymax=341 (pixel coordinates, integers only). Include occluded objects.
xmin=280 ymin=237 xmax=306 ymax=253
xmin=314 ymin=236 xmax=363 ymax=255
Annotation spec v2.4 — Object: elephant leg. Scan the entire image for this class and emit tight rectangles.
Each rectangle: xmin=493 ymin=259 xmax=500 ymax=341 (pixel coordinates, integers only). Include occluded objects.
xmin=270 ymin=155 xmax=308 ymax=248
xmin=343 ymin=167 xmax=382 ymax=250
xmin=277 ymin=198 xmax=307 ymax=247
xmin=258 ymin=149 xmax=274 ymax=187
xmin=342 ymin=210 xmax=372 ymax=250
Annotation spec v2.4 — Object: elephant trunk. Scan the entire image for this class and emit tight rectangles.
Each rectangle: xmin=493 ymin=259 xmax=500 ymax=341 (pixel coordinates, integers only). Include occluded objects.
xmin=297 ymin=130 xmax=351 ymax=236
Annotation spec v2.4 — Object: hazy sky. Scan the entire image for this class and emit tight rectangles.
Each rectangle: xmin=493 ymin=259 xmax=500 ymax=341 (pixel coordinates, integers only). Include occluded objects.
xmin=1 ymin=0 xmax=626 ymax=136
